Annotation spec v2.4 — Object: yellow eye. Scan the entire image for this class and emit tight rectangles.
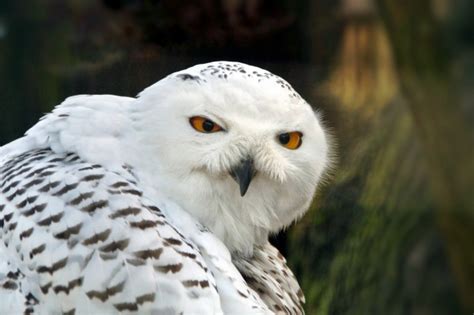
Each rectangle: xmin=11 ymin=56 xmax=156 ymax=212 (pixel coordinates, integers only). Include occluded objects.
xmin=189 ymin=116 xmax=223 ymax=133
xmin=278 ymin=132 xmax=302 ymax=150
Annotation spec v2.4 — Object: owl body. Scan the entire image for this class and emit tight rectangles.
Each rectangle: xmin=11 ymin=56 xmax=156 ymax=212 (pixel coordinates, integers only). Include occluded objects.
xmin=0 ymin=62 xmax=330 ymax=314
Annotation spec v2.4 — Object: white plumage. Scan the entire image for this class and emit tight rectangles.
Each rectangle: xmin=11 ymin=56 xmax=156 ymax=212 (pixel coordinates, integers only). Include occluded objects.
xmin=0 ymin=61 xmax=330 ymax=314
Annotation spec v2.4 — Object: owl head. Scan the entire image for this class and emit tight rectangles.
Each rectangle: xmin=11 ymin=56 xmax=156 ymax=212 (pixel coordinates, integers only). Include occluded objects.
xmin=133 ymin=62 xmax=331 ymax=255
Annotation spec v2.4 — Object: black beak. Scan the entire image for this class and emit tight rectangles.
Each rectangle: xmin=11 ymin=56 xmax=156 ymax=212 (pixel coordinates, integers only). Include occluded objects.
xmin=230 ymin=158 xmax=256 ymax=197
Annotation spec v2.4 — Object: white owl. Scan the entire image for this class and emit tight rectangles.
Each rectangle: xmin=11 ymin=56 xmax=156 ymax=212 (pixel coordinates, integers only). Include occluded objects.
xmin=0 ymin=61 xmax=330 ymax=314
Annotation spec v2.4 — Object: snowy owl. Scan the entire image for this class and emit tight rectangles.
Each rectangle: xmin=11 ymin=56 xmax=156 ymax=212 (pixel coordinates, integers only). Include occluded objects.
xmin=0 ymin=61 xmax=330 ymax=314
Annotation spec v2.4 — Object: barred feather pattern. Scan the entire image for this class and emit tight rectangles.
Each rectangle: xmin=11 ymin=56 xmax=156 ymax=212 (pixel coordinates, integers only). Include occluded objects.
xmin=234 ymin=244 xmax=305 ymax=315
xmin=0 ymin=147 xmax=304 ymax=314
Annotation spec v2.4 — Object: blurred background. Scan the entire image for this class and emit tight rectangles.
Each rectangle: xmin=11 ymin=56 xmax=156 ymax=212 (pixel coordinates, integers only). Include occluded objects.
xmin=0 ymin=0 xmax=473 ymax=314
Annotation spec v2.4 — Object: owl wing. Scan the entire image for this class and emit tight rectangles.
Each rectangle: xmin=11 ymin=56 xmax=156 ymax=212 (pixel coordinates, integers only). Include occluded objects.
xmin=233 ymin=243 xmax=305 ymax=315
xmin=0 ymin=147 xmax=225 ymax=314
xmin=1 ymin=93 xmax=275 ymax=315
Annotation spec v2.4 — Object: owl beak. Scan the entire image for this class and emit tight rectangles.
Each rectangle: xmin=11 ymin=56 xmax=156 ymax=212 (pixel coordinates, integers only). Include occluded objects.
xmin=230 ymin=158 xmax=256 ymax=197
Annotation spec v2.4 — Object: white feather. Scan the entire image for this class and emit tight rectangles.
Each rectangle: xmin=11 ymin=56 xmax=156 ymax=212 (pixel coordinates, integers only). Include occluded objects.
xmin=0 ymin=61 xmax=331 ymax=314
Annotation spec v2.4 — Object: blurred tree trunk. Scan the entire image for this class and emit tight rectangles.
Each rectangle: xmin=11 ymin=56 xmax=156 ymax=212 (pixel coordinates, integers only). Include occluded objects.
xmin=377 ymin=0 xmax=474 ymax=309
xmin=288 ymin=0 xmax=471 ymax=314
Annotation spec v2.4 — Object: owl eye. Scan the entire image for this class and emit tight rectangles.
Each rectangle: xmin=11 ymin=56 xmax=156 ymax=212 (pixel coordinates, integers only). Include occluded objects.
xmin=278 ymin=132 xmax=302 ymax=150
xmin=189 ymin=116 xmax=223 ymax=133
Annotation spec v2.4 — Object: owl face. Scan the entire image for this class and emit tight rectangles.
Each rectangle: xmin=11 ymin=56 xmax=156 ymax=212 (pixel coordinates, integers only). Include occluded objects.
xmin=134 ymin=62 xmax=330 ymax=254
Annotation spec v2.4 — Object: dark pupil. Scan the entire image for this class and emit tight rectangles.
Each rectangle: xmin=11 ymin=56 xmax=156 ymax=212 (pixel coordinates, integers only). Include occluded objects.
xmin=202 ymin=120 xmax=215 ymax=132
xmin=279 ymin=133 xmax=290 ymax=145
